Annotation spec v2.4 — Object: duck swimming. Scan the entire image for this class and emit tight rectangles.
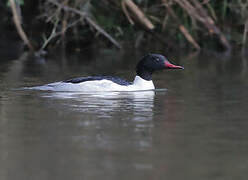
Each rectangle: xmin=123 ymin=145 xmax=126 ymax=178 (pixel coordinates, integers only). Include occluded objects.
xmin=29 ymin=53 xmax=184 ymax=92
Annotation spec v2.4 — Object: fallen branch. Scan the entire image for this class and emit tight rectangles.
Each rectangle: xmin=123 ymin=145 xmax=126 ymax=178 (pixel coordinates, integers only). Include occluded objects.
xmin=122 ymin=0 xmax=154 ymax=30
xmin=173 ymin=0 xmax=231 ymax=50
xmin=191 ymin=0 xmax=231 ymax=50
xmin=162 ymin=0 xmax=200 ymax=50
xmin=9 ymin=0 xmax=34 ymax=51
xmin=48 ymin=0 xmax=122 ymax=49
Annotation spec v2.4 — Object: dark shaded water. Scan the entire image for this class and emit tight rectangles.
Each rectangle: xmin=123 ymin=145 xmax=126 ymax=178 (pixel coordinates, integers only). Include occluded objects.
xmin=1 ymin=48 xmax=248 ymax=180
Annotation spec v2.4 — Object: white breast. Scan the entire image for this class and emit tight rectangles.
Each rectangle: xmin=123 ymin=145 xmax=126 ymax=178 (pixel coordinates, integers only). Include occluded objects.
xmin=28 ymin=76 xmax=155 ymax=92
xmin=128 ymin=76 xmax=155 ymax=91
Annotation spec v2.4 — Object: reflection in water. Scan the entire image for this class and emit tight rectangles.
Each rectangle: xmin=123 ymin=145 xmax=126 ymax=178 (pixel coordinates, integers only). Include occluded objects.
xmin=41 ymin=90 xmax=155 ymax=115
xmin=42 ymin=90 xmax=155 ymax=144
xmin=40 ymin=90 xmax=156 ymax=150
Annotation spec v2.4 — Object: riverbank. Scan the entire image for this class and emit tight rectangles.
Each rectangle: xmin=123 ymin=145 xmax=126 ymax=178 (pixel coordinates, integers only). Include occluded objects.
xmin=1 ymin=0 xmax=248 ymax=54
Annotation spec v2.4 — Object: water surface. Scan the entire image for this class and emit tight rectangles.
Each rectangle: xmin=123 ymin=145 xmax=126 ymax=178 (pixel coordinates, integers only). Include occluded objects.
xmin=1 ymin=49 xmax=248 ymax=180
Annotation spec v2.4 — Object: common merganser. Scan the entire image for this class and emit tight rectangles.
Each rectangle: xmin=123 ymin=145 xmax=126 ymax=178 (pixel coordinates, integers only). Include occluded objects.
xmin=29 ymin=53 xmax=184 ymax=92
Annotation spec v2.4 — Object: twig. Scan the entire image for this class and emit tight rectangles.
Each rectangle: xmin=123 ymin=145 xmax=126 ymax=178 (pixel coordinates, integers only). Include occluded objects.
xmin=61 ymin=0 xmax=70 ymax=38
xmin=39 ymin=18 xmax=82 ymax=51
xmin=243 ymin=19 xmax=248 ymax=46
xmin=39 ymin=19 xmax=59 ymax=51
xmin=162 ymin=13 xmax=169 ymax=32
xmin=121 ymin=0 xmax=134 ymax=25
xmin=85 ymin=17 xmax=122 ymax=49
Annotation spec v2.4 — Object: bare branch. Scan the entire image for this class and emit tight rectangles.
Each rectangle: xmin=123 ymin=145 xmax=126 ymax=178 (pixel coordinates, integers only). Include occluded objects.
xmin=47 ymin=0 xmax=122 ymax=49
xmin=9 ymin=0 xmax=34 ymax=51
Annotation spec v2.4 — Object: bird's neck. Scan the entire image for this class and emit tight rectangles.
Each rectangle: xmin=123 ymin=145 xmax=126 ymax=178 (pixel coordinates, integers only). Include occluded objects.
xmin=136 ymin=68 xmax=153 ymax=81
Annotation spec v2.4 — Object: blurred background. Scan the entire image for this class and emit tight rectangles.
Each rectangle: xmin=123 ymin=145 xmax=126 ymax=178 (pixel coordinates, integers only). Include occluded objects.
xmin=1 ymin=1 xmax=248 ymax=180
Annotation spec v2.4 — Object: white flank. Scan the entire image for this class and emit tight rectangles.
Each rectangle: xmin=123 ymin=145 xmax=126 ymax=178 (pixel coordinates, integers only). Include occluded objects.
xmin=28 ymin=76 xmax=155 ymax=92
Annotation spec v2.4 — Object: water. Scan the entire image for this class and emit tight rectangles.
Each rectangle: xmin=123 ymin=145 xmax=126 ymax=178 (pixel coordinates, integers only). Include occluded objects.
xmin=1 ymin=49 xmax=248 ymax=180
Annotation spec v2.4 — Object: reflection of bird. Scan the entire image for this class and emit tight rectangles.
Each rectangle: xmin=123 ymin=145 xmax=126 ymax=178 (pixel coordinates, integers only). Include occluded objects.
xmin=30 ymin=54 xmax=184 ymax=91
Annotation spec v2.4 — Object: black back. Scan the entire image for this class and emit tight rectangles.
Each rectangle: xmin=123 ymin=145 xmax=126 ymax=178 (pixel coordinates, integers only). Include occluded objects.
xmin=64 ymin=76 xmax=132 ymax=86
